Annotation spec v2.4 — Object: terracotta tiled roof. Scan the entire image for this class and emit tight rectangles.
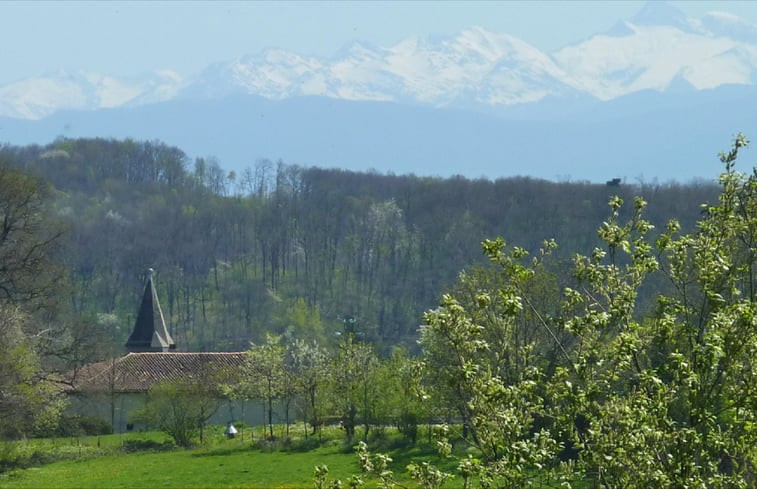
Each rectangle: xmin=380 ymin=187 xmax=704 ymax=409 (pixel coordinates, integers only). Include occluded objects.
xmin=67 ymin=352 xmax=247 ymax=393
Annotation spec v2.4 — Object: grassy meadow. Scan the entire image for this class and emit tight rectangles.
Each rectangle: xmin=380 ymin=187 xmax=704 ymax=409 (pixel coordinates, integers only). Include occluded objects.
xmin=0 ymin=425 xmax=465 ymax=489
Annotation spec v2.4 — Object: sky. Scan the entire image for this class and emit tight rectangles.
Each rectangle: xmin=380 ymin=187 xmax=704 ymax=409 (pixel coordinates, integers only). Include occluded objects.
xmin=4 ymin=1 xmax=757 ymax=85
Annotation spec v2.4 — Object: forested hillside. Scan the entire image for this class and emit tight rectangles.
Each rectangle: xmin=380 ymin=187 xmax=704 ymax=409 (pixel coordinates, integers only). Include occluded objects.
xmin=0 ymin=138 xmax=719 ymax=359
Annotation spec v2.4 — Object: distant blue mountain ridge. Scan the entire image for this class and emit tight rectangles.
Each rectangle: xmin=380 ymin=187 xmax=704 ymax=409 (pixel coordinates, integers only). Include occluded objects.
xmin=1 ymin=84 xmax=756 ymax=184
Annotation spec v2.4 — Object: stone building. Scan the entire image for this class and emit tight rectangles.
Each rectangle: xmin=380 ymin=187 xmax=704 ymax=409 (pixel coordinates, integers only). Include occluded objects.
xmin=66 ymin=272 xmax=276 ymax=433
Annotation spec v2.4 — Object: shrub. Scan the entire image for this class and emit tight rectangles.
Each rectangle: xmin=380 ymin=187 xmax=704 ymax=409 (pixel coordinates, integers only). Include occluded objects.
xmin=0 ymin=442 xmax=56 ymax=473
xmin=50 ymin=415 xmax=113 ymax=437
xmin=396 ymin=411 xmax=418 ymax=444
xmin=121 ymin=439 xmax=175 ymax=453
xmin=77 ymin=416 xmax=113 ymax=436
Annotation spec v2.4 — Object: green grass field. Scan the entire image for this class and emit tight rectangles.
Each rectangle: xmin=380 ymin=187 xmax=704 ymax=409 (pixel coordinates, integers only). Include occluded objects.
xmin=0 ymin=425 xmax=582 ymax=488
xmin=0 ymin=426 xmax=460 ymax=489
xmin=1 ymin=443 xmax=357 ymax=488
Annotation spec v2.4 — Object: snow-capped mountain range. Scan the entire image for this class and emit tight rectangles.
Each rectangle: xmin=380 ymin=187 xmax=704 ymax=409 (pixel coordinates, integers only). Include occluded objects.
xmin=5 ymin=1 xmax=757 ymax=120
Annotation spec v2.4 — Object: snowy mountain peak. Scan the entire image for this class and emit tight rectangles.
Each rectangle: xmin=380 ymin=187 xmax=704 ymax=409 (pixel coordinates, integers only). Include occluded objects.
xmin=550 ymin=2 xmax=757 ymax=100
xmin=0 ymin=69 xmax=183 ymax=120
xmin=5 ymin=4 xmax=757 ymax=120
xmin=699 ymin=11 xmax=757 ymax=43
xmin=631 ymin=0 xmax=693 ymax=30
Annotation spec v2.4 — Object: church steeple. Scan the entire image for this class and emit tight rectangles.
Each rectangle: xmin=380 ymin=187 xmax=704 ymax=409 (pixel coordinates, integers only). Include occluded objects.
xmin=125 ymin=269 xmax=176 ymax=352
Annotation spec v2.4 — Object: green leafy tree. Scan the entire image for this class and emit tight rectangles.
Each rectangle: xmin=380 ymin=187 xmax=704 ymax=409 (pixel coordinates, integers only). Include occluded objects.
xmin=242 ymin=333 xmax=286 ymax=440
xmin=0 ymin=305 xmax=65 ymax=439
xmin=131 ymin=378 xmax=219 ymax=448
xmin=420 ymin=239 xmax=566 ymax=487
xmin=286 ymin=298 xmax=326 ymax=343
xmin=379 ymin=347 xmax=425 ymax=444
xmin=288 ymin=338 xmax=329 ymax=438
xmin=548 ymin=135 xmax=757 ymax=487
xmin=0 ymin=160 xmax=66 ymax=441
xmin=330 ymin=336 xmax=379 ymax=442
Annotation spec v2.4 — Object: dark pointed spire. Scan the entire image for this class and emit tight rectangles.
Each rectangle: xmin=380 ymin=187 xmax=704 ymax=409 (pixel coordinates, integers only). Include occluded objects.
xmin=125 ymin=269 xmax=176 ymax=352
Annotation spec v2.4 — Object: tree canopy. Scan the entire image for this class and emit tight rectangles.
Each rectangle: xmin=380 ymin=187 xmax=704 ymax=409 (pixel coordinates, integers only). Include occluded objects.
xmin=0 ymin=159 xmax=66 ymax=440
xmin=0 ymin=138 xmax=720 ymax=357
xmin=407 ymin=134 xmax=757 ymax=487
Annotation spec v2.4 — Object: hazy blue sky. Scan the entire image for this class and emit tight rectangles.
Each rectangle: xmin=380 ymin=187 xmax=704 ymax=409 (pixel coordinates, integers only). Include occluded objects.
xmin=4 ymin=1 xmax=757 ymax=84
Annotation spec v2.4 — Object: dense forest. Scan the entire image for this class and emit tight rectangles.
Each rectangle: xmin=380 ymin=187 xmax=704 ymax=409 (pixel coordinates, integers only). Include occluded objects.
xmin=0 ymin=137 xmax=719 ymax=359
